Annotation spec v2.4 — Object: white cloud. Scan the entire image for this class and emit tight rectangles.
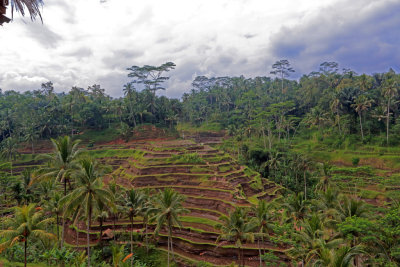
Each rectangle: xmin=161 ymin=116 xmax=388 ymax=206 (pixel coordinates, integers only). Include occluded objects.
xmin=1 ymin=0 xmax=397 ymax=98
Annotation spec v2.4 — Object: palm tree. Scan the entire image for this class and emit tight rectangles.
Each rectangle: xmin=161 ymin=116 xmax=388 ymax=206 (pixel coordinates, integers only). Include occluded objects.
xmin=330 ymin=92 xmax=342 ymax=135
xmin=0 ymin=204 xmax=56 ymax=267
xmin=152 ymin=188 xmax=189 ymax=267
xmin=23 ymin=124 xmax=39 ymax=155
xmin=34 ymin=136 xmax=81 ymax=248
xmin=251 ymin=200 xmax=275 ymax=266
xmin=0 ymin=137 xmax=20 ymax=176
xmin=296 ymin=156 xmax=313 ymax=200
xmin=337 ymin=196 xmax=368 ymax=222
xmin=216 ymin=207 xmax=256 ymax=267
xmin=351 ymin=95 xmax=373 ymax=140
xmin=43 ymin=191 xmax=63 ymax=244
xmin=381 ymin=78 xmax=398 ymax=145
xmin=124 ymin=189 xmax=145 ymax=267
xmin=284 ymin=192 xmax=309 ymax=230
xmin=96 ymin=201 xmax=109 ymax=244
xmin=310 ymin=243 xmax=363 ymax=267
xmin=34 ymin=136 xmax=81 ymax=196
xmin=9 ymin=0 xmax=43 ymax=22
xmin=108 ymin=181 xmax=124 ymax=241
xmin=141 ymin=188 xmax=155 ymax=253
xmin=61 ymin=158 xmax=112 ymax=267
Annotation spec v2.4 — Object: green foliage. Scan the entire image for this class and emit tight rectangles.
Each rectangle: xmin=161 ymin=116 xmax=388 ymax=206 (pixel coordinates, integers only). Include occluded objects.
xmin=168 ymin=153 xmax=204 ymax=164
xmin=352 ymin=157 xmax=360 ymax=166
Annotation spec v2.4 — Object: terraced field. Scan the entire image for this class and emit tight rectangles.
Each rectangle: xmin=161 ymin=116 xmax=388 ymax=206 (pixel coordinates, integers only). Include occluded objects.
xmin=67 ymin=139 xmax=287 ymax=266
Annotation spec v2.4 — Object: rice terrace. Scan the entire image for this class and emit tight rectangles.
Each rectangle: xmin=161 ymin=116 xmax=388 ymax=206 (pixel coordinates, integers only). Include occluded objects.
xmin=1 ymin=0 xmax=400 ymax=267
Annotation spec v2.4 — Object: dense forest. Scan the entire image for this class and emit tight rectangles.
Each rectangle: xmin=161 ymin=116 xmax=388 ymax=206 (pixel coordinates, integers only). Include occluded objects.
xmin=0 ymin=60 xmax=400 ymax=267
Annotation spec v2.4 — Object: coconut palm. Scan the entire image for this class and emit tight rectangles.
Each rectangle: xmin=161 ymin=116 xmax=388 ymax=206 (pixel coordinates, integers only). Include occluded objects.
xmin=216 ymin=207 xmax=256 ymax=266
xmin=9 ymin=0 xmax=43 ymax=21
xmin=0 ymin=137 xmax=20 ymax=176
xmin=351 ymin=95 xmax=373 ymax=140
xmin=23 ymin=124 xmax=39 ymax=155
xmin=61 ymin=158 xmax=112 ymax=267
xmin=34 ymin=136 xmax=81 ymax=248
xmin=309 ymin=242 xmax=363 ymax=267
xmin=140 ymin=188 xmax=155 ymax=253
xmin=95 ymin=201 xmax=109 ymax=244
xmin=152 ymin=188 xmax=189 ymax=267
xmin=107 ymin=181 xmax=124 ymax=241
xmin=0 ymin=204 xmax=56 ymax=267
xmin=381 ymin=76 xmax=398 ymax=145
xmin=284 ymin=192 xmax=310 ymax=230
xmin=34 ymin=136 xmax=81 ymax=196
xmin=43 ymin=191 xmax=62 ymax=243
xmin=251 ymin=200 xmax=275 ymax=266
xmin=337 ymin=196 xmax=368 ymax=222
xmin=124 ymin=189 xmax=145 ymax=267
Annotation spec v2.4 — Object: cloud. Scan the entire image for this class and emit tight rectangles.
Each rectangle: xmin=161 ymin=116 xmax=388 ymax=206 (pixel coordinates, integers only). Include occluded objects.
xmin=1 ymin=0 xmax=399 ymax=98
xmin=63 ymin=47 xmax=93 ymax=58
xmin=269 ymin=0 xmax=400 ymax=75
xmin=23 ymin=22 xmax=63 ymax=49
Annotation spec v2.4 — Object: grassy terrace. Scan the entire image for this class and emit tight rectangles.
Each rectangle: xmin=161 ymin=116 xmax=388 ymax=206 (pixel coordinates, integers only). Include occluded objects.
xmin=61 ymin=139 xmax=283 ymax=265
xmin=291 ymin=139 xmax=400 ymax=203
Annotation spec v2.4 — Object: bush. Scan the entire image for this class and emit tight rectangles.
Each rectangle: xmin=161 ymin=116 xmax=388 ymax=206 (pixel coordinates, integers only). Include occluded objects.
xmin=352 ymin=157 xmax=360 ymax=166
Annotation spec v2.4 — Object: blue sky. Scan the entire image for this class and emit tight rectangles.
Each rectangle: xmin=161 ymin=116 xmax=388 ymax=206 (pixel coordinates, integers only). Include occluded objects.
xmin=0 ymin=0 xmax=399 ymax=98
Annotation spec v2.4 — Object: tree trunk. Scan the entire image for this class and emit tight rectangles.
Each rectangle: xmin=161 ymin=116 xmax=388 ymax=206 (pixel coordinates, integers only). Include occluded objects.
xmin=167 ymin=234 xmax=170 ymax=267
xmin=144 ymin=217 xmax=149 ymax=253
xmin=359 ymin=112 xmax=364 ymax=140
xmin=24 ymin=238 xmax=27 ymax=267
xmin=56 ymin=214 xmax=59 ymax=244
xmin=76 ymin=225 xmax=79 ymax=246
xmin=130 ymin=216 xmax=133 ymax=267
xmin=86 ymin=207 xmax=92 ymax=267
xmin=337 ymin=109 xmax=341 ymax=135
xmin=61 ymin=217 xmax=65 ymax=248
xmin=304 ymin=171 xmax=307 ymax=200
xmin=261 ymin=127 xmax=266 ymax=150
xmin=64 ymin=179 xmax=67 ymax=196
xmin=387 ymin=98 xmax=390 ymax=146
xmin=267 ymin=127 xmax=272 ymax=150
xmin=237 ymin=247 xmax=241 ymax=266
xmin=99 ymin=218 xmax=103 ymax=243
xmin=258 ymin=236 xmax=262 ymax=266
xmin=87 ymin=210 xmax=91 ymax=267
xmin=31 ymin=141 xmax=34 ymax=155
xmin=113 ymin=215 xmax=116 ymax=241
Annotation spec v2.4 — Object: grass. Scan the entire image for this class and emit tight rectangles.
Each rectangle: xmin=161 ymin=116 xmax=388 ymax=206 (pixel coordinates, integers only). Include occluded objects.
xmin=167 ymin=153 xmax=205 ymax=164
xmin=74 ymin=125 xmax=121 ymax=144
xmin=180 ymin=216 xmax=220 ymax=227
xmin=87 ymin=149 xmax=144 ymax=159
xmin=0 ymin=258 xmax=48 ymax=267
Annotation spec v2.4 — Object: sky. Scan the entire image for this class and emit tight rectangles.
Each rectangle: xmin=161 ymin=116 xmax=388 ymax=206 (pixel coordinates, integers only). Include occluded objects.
xmin=0 ymin=0 xmax=399 ymax=98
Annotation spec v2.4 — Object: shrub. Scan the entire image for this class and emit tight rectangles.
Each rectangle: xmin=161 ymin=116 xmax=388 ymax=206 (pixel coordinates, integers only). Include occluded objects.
xmin=352 ymin=157 xmax=360 ymax=166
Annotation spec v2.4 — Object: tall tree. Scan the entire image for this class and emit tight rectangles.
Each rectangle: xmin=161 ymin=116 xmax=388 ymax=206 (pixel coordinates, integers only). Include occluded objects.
xmin=216 ymin=207 xmax=256 ymax=266
xmin=152 ymin=188 xmax=189 ymax=267
xmin=0 ymin=204 xmax=55 ymax=267
xmin=61 ymin=158 xmax=112 ymax=267
xmin=381 ymin=75 xmax=398 ymax=145
xmin=124 ymin=188 xmax=145 ymax=267
xmin=352 ymin=95 xmax=373 ymax=140
xmin=0 ymin=137 xmax=20 ymax=176
xmin=270 ymin=59 xmax=295 ymax=93
xmin=127 ymin=62 xmax=176 ymax=114
xmin=251 ymin=200 xmax=275 ymax=266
